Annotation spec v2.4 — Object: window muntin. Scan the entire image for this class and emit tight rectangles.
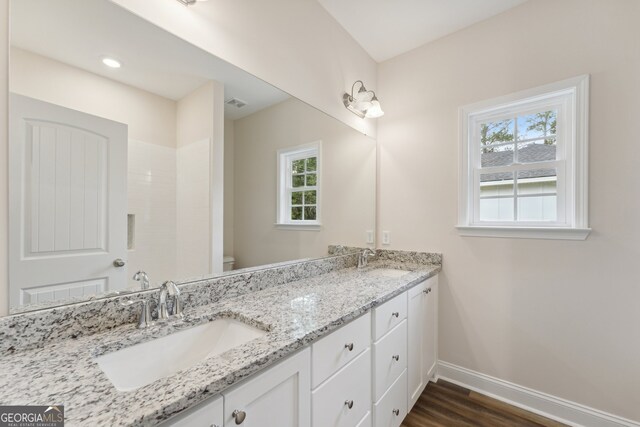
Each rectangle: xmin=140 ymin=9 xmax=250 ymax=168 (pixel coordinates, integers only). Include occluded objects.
xmin=277 ymin=142 xmax=321 ymax=226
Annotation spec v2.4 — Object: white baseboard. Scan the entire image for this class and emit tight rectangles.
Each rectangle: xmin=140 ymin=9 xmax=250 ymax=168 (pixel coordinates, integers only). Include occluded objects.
xmin=436 ymin=361 xmax=640 ymax=427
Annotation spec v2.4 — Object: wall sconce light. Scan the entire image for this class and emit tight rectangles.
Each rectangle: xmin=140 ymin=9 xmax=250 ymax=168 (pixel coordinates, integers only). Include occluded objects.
xmin=343 ymin=80 xmax=384 ymax=119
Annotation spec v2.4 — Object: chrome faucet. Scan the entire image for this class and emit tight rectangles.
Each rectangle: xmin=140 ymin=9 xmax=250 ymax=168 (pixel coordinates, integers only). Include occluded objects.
xmin=358 ymin=248 xmax=376 ymax=268
xmin=132 ymin=271 xmax=150 ymax=290
xmin=158 ymin=280 xmax=183 ymax=320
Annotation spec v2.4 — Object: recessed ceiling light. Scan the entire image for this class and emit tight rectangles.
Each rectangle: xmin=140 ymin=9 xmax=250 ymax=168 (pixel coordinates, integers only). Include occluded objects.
xmin=102 ymin=57 xmax=121 ymax=69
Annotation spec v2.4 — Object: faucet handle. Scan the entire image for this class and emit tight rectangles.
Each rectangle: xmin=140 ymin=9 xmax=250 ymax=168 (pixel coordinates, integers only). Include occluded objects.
xmin=120 ymin=298 xmax=152 ymax=328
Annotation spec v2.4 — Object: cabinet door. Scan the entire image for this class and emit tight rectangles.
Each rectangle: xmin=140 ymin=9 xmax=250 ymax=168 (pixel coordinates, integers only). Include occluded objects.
xmin=223 ymin=348 xmax=310 ymax=427
xmin=407 ymin=280 xmax=427 ymax=411
xmin=423 ymin=276 xmax=438 ymax=381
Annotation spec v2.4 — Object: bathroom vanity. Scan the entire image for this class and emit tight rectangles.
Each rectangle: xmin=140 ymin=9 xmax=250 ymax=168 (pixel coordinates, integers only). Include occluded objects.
xmin=0 ymin=251 xmax=440 ymax=426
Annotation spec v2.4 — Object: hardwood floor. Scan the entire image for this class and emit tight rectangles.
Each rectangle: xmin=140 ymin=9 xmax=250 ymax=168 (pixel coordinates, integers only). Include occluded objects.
xmin=401 ymin=380 xmax=568 ymax=427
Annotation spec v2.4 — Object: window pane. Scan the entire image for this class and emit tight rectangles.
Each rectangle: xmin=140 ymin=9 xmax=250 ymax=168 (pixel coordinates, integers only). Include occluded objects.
xmin=480 ymin=198 xmax=514 ymax=221
xmin=481 ymin=144 xmax=514 ymax=168
xmin=291 ymin=191 xmax=303 ymax=205
xmin=479 ymin=172 xmax=514 ymax=221
xmin=291 ymin=207 xmax=303 ymax=220
xmin=480 ymin=119 xmax=514 ymax=148
xmin=292 ymin=175 xmax=305 ymax=187
xmin=518 ymin=196 xmax=557 ymax=221
xmin=304 ymin=190 xmax=316 ymax=204
xmin=516 ymin=139 xmax=556 ymax=163
xmin=304 ymin=206 xmax=317 ymax=220
xmin=292 ymin=159 xmax=305 ymax=173
xmin=516 ymin=169 xmax=557 ymax=221
xmin=480 ymin=172 xmax=513 ymax=198
xmin=306 ymin=173 xmax=317 ymax=186
xmin=306 ymin=157 xmax=317 ymax=172
xmin=517 ymin=169 xmax=557 ymax=195
xmin=517 ymin=110 xmax=557 ymax=141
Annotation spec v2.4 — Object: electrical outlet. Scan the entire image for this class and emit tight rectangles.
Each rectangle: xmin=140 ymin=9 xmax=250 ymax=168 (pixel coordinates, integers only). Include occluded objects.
xmin=382 ymin=231 xmax=391 ymax=245
xmin=366 ymin=230 xmax=374 ymax=244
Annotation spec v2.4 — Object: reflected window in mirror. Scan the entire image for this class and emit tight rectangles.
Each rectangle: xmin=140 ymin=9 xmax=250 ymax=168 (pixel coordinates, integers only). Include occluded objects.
xmin=277 ymin=142 xmax=321 ymax=227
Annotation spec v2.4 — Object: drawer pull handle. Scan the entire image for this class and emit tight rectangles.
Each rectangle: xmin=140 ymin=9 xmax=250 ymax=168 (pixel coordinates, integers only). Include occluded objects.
xmin=392 ymin=354 xmax=400 ymax=362
xmin=232 ymin=410 xmax=246 ymax=425
xmin=344 ymin=343 xmax=354 ymax=351
xmin=423 ymin=288 xmax=432 ymax=294
xmin=345 ymin=400 xmax=354 ymax=409
xmin=393 ymin=409 xmax=400 ymax=416
xmin=392 ymin=311 xmax=399 ymax=318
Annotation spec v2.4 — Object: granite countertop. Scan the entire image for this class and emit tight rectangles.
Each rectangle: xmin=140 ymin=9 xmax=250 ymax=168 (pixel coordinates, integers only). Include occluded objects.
xmin=0 ymin=260 xmax=440 ymax=426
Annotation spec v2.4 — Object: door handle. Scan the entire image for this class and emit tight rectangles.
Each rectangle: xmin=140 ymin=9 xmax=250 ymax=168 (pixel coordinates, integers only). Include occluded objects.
xmin=113 ymin=258 xmax=126 ymax=268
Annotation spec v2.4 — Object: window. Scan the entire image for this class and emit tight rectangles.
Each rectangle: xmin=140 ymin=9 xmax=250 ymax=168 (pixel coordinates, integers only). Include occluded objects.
xmin=458 ymin=76 xmax=590 ymax=240
xmin=277 ymin=142 xmax=321 ymax=228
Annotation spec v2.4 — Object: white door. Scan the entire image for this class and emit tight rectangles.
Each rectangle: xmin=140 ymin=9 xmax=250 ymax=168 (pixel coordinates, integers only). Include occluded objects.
xmin=223 ymin=348 xmax=311 ymax=427
xmin=9 ymin=94 xmax=128 ymax=307
xmin=407 ymin=280 xmax=427 ymax=411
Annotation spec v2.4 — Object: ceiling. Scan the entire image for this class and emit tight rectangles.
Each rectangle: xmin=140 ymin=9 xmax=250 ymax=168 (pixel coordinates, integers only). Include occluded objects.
xmin=10 ymin=0 xmax=289 ymax=120
xmin=318 ymin=0 xmax=528 ymax=62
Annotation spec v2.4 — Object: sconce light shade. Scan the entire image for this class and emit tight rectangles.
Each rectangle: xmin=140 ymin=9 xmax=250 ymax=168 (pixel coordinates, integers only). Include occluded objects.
xmin=343 ymin=81 xmax=384 ymax=119
xmin=365 ymin=98 xmax=384 ymax=118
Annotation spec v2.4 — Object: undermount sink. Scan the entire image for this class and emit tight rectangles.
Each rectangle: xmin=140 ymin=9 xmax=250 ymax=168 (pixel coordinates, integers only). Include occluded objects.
xmin=364 ymin=268 xmax=410 ymax=278
xmin=95 ymin=318 xmax=266 ymax=391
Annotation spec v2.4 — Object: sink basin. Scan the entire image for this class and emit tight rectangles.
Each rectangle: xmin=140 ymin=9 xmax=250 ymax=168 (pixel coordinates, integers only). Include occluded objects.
xmin=96 ymin=318 xmax=266 ymax=391
xmin=364 ymin=268 xmax=410 ymax=278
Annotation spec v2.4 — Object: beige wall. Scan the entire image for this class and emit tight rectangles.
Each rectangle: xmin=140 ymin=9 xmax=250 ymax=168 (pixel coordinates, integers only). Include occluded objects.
xmin=109 ymin=0 xmax=378 ymax=138
xmin=233 ymin=98 xmax=375 ymax=268
xmin=10 ymin=48 xmax=176 ymax=147
xmin=377 ymin=0 xmax=640 ymax=421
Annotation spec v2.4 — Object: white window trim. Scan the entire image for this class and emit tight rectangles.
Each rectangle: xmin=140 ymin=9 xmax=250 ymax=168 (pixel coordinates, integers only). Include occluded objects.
xmin=457 ymin=75 xmax=591 ymax=240
xmin=276 ymin=141 xmax=322 ymax=228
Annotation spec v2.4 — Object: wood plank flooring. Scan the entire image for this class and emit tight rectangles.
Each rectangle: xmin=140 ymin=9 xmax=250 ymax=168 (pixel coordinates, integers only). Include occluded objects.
xmin=401 ymin=380 xmax=568 ymax=427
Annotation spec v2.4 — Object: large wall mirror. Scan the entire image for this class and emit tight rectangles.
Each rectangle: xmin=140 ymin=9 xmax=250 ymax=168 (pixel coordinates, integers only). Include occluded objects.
xmin=7 ymin=0 xmax=376 ymax=314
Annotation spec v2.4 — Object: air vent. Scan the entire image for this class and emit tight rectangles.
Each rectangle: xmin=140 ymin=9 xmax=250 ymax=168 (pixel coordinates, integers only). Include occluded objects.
xmin=225 ymin=98 xmax=247 ymax=109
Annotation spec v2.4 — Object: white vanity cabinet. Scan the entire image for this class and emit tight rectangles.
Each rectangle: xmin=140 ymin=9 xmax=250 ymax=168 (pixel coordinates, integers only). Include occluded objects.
xmin=407 ymin=276 xmax=438 ymax=411
xmin=161 ymin=274 xmax=439 ymax=427
xmin=223 ymin=348 xmax=311 ymax=427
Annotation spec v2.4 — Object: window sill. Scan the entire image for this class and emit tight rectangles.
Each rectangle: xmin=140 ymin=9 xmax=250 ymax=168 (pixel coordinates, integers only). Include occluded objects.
xmin=456 ymin=225 xmax=591 ymax=240
xmin=274 ymin=223 xmax=322 ymax=231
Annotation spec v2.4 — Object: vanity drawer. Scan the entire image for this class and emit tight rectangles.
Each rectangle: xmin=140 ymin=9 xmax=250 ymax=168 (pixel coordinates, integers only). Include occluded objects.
xmin=373 ymin=320 xmax=407 ymax=401
xmin=312 ymin=312 xmax=371 ymax=388
xmin=372 ymin=292 xmax=407 ymax=341
xmin=374 ymin=369 xmax=407 ymax=427
xmin=312 ymin=348 xmax=372 ymax=427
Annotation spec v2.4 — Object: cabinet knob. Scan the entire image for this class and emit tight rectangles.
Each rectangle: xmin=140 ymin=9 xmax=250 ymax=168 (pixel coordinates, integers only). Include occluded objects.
xmin=393 ymin=409 xmax=400 ymax=416
xmin=392 ymin=311 xmax=399 ymax=318
xmin=423 ymin=287 xmax=432 ymax=294
xmin=113 ymin=258 xmax=126 ymax=268
xmin=392 ymin=354 xmax=400 ymax=362
xmin=232 ymin=410 xmax=246 ymax=425
xmin=345 ymin=400 xmax=354 ymax=409
xmin=344 ymin=343 xmax=354 ymax=351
